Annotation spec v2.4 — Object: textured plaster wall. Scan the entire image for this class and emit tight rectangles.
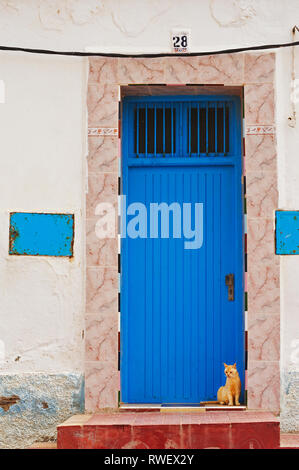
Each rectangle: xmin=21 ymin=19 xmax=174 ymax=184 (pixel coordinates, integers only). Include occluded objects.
xmin=0 ymin=52 xmax=87 ymax=373
xmin=0 ymin=0 xmax=298 ymax=52
xmin=276 ymin=48 xmax=299 ymax=432
xmin=0 ymin=51 xmax=88 ymax=447
xmin=0 ymin=0 xmax=298 ymax=442
xmin=0 ymin=373 xmax=84 ymax=448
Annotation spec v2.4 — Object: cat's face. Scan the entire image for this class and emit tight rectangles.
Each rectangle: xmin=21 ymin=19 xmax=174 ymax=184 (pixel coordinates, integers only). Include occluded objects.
xmin=223 ymin=363 xmax=238 ymax=378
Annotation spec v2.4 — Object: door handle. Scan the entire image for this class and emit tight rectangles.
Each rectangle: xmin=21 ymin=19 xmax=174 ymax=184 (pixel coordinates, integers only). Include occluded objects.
xmin=225 ymin=274 xmax=234 ymax=301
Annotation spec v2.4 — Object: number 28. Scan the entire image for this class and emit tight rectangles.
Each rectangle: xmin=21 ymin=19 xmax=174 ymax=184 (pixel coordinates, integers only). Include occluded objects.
xmin=173 ymin=35 xmax=188 ymax=48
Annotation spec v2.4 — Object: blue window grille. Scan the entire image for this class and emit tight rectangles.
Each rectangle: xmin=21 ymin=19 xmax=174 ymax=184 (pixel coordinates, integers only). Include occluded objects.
xmin=130 ymin=98 xmax=233 ymax=158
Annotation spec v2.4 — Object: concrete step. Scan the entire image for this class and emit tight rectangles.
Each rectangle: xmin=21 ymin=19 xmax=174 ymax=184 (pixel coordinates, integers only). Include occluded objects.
xmin=280 ymin=433 xmax=299 ymax=449
xmin=27 ymin=441 xmax=57 ymax=449
xmin=57 ymin=411 xmax=280 ymax=449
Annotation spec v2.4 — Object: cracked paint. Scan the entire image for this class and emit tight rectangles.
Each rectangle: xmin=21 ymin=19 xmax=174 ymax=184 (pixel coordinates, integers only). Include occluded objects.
xmin=0 ymin=374 xmax=84 ymax=449
xmin=0 ymin=395 xmax=20 ymax=412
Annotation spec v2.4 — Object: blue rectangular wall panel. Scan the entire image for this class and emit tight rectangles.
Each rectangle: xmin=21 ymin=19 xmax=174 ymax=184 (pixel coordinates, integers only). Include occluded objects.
xmin=276 ymin=210 xmax=299 ymax=255
xmin=9 ymin=212 xmax=74 ymax=257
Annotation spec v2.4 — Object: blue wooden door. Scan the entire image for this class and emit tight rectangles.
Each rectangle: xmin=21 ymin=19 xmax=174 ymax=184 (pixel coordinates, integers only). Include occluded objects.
xmin=121 ymin=96 xmax=244 ymax=404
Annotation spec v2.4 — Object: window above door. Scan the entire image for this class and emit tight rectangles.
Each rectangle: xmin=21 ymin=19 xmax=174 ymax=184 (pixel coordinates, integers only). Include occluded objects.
xmin=125 ymin=96 xmax=238 ymax=159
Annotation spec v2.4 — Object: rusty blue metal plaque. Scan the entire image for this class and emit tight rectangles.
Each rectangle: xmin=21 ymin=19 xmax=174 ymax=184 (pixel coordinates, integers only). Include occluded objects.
xmin=276 ymin=210 xmax=299 ymax=255
xmin=9 ymin=213 xmax=74 ymax=257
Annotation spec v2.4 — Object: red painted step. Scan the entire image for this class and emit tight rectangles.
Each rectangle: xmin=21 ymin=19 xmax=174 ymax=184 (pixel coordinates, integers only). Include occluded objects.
xmin=57 ymin=411 xmax=279 ymax=449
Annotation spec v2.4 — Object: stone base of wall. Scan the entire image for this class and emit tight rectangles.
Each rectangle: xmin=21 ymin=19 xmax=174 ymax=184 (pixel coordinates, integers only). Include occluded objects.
xmin=281 ymin=368 xmax=299 ymax=432
xmin=0 ymin=373 xmax=84 ymax=449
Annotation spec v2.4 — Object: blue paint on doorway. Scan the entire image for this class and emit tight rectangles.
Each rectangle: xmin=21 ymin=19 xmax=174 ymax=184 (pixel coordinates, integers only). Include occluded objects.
xmin=121 ymin=96 xmax=244 ymax=404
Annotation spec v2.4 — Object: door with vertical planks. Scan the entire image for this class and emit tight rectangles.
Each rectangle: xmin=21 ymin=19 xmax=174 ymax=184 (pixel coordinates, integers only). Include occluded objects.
xmin=121 ymin=96 xmax=244 ymax=404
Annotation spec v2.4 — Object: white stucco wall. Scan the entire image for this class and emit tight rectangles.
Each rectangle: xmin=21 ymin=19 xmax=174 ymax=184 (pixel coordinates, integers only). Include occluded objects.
xmin=0 ymin=52 xmax=87 ymax=373
xmin=0 ymin=0 xmax=298 ymax=442
xmin=0 ymin=49 xmax=88 ymax=447
xmin=0 ymin=0 xmax=297 ymax=53
xmin=276 ymin=47 xmax=299 ymax=431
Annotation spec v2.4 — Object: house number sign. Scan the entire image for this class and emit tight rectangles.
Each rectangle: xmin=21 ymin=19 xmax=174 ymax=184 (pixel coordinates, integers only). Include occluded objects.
xmin=171 ymin=29 xmax=191 ymax=53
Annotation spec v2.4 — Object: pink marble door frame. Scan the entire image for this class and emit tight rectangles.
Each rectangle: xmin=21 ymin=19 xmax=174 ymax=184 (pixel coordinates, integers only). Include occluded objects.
xmin=86 ymin=53 xmax=280 ymax=413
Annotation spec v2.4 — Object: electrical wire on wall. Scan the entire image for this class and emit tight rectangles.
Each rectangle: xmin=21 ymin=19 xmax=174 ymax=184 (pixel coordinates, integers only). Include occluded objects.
xmin=1 ymin=28 xmax=299 ymax=129
xmin=1 ymin=37 xmax=299 ymax=58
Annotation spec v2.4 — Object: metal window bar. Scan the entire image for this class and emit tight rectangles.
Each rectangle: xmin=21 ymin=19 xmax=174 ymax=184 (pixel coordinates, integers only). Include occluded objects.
xmin=197 ymin=103 xmax=200 ymax=156
xmin=171 ymin=104 xmax=174 ymax=157
xmin=215 ymin=102 xmax=218 ymax=155
xmin=217 ymin=102 xmax=225 ymax=156
xmin=225 ymin=104 xmax=230 ymax=154
xmin=136 ymin=105 xmax=139 ymax=157
xmin=224 ymin=103 xmax=227 ymax=154
xmin=154 ymin=105 xmax=157 ymax=156
xmin=133 ymin=100 xmax=230 ymax=158
xmin=145 ymin=103 xmax=148 ymax=156
xmin=188 ymin=103 xmax=191 ymax=156
xmin=163 ymin=103 xmax=165 ymax=156
xmin=205 ymin=102 xmax=209 ymax=155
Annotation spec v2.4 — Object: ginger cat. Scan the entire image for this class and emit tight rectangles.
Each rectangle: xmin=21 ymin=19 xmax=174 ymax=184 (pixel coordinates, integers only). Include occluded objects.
xmin=217 ymin=363 xmax=241 ymax=406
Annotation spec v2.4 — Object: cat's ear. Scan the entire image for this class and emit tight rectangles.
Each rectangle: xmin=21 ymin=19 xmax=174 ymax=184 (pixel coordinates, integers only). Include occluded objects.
xmin=223 ymin=363 xmax=228 ymax=368
xmin=233 ymin=363 xmax=236 ymax=368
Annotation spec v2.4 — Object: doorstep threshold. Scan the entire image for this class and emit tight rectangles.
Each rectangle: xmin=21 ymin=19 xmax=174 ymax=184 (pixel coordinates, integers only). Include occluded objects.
xmin=119 ymin=403 xmax=247 ymax=412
